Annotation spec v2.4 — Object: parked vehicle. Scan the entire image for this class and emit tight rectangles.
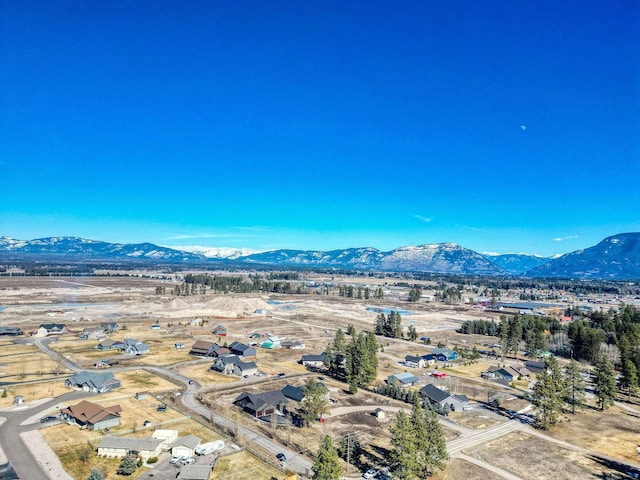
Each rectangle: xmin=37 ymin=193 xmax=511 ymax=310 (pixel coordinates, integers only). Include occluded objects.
xmin=169 ymin=455 xmax=184 ymax=464
xmin=363 ymin=468 xmax=377 ymax=479
xmin=157 ymin=405 xmax=167 ymax=412
xmin=181 ymin=457 xmax=195 ymax=465
xmin=40 ymin=415 xmax=57 ymax=423
xmin=195 ymin=440 xmax=225 ymax=456
xmin=276 ymin=452 xmax=286 ymax=462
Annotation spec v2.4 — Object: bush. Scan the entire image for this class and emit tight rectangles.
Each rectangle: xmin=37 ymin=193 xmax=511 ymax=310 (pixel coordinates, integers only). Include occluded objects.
xmin=147 ymin=456 xmax=158 ymax=464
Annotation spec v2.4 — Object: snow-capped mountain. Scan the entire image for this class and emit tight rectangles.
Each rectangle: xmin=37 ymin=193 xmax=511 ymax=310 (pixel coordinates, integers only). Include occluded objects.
xmin=0 ymin=236 xmax=206 ymax=262
xmin=172 ymin=245 xmax=263 ymax=259
xmin=526 ymin=232 xmax=640 ymax=279
xmin=240 ymin=243 xmax=502 ymax=274
xmin=486 ymin=253 xmax=550 ymax=275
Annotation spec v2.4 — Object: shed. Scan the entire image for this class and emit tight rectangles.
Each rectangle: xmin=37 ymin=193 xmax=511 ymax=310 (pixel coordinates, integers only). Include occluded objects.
xmin=374 ymin=408 xmax=386 ymax=419
xmin=170 ymin=435 xmax=201 ymax=458
xmin=135 ymin=392 xmax=149 ymax=401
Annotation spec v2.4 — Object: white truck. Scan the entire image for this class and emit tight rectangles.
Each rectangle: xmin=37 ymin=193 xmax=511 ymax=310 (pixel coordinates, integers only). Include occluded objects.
xmin=195 ymin=440 xmax=225 ymax=456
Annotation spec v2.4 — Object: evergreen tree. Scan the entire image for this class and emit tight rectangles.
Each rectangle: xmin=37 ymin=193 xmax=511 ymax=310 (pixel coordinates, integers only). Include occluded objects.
xmin=532 ymin=356 xmax=565 ymax=429
xmin=408 ymin=287 xmax=421 ymax=302
xmin=299 ymin=379 xmax=330 ymax=426
xmin=325 ymin=329 xmax=347 ymax=378
xmin=389 ymin=409 xmax=416 ymax=480
xmin=345 ymin=332 xmax=378 ymax=393
xmin=563 ymin=359 xmax=586 ymax=413
xmin=312 ymin=435 xmax=343 ymax=480
xmin=418 ymin=404 xmax=449 ymax=478
xmin=407 ymin=325 xmax=418 ymax=342
xmin=593 ymin=355 xmax=617 ymax=410
xmin=117 ymin=455 xmax=138 ymax=475
xmin=621 ymin=358 xmax=639 ymax=400
xmin=87 ymin=469 xmax=104 ymax=480
xmin=338 ymin=433 xmax=363 ymax=467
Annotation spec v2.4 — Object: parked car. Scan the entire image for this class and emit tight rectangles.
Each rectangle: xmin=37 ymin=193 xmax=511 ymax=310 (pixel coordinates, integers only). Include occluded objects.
xmin=363 ymin=468 xmax=378 ymax=479
xmin=157 ymin=405 xmax=167 ymax=412
xmin=181 ymin=457 xmax=195 ymax=465
xmin=143 ymin=420 xmax=152 ymax=426
xmin=40 ymin=415 xmax=57 ymax=423
xmin=276 ymin=452 xmax=286 ymax=462
xmin=169 ymin=455 xmax=184 ymax=464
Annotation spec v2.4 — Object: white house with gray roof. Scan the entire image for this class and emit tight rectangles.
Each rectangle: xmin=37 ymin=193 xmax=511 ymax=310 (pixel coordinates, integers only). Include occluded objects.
xmin=97 ymin=436 xmax=163 ymax=460
xmin=65 ymin=371 xmax=121 ymax=393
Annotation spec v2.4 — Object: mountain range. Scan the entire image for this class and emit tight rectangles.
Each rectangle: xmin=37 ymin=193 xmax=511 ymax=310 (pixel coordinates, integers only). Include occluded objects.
xmin=1 ymin=233 xmax=639 ymax=280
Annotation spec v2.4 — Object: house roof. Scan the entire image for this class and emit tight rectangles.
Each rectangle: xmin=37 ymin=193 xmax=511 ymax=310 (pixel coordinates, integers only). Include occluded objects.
xmin=281 ymin=385 xmax=304 ymax=402
xmin=421 ymin=354 xmax=436 ymax=360
xmin=218 ymin=354 xmax=242 ymax=365
xmin=98 ymin=436 xmax=162 ymax=452
xmin=171 ymin=435 xmax=201 ymax=450
xmin=212 ymin=324 xmax=227 ymax=332
xmin=99 ymin=339 xmax=124 ymax=348
xmin=177 ymin=465 xmax=212 ymax=480
xmin=405 ymin=355 xmax=423 ymax=363
xmin=389 ymin=372 xmax=419 ymax=384
xmin=39 ymin=323 xmax=65 ymax=331
xmin=190 ymin=340 xmax=215 ymax=353
xmin=236 ymin=361 xmax=257 ymax=371
xmin=66 ymin=371 xmax=117 ymax=389
xmin=62 ymin=400 xmax=122 ymax=425
xmin=229 ymin=342 xmax=253 ymax=354
xmin=432 ymin=348 xmax=456 ymax=356
xmin=234 ymin=390 xmax=288 ymax=413
xmin=419 ymin=384 xmax=451 ymax=403
xmin=301 ymin=352 xmax=326 ymax=362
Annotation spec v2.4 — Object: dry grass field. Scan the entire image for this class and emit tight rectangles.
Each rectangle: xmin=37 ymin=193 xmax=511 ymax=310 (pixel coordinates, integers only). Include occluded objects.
xmin=434 ymin=458 xmax=503 ymax=480
xmin=211 ymin=450 xmax=286 ymax=480
xmin=467 ymin=430 xmax=629 ymax=480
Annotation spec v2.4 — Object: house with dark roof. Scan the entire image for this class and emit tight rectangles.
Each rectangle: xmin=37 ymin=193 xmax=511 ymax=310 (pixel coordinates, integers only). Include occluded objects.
xmin=211 ymin=354 xmax=242 ymax=374
xmin=234 ymin=361 xmax=258 ymax=377
xmin=61 ymin=400 xmax=122 ymax=431
xmin=432 ymin=348 xmax=459 ymax=362
xmin=421 ymin=354 xmax=436 ymax=365
xmin=34 ymin=323 xmax=66 ymax=337
xmin=487 ymin=366 xmax=530 ymax=382
xmin=405 ymin=355 xmax=427 ymax=368
xmin=387 ymin=372 xmax=420 ymax=388
xmin=100 ymin=322 xmax=119 ymax=333
xmin=97 ymin=436 xmax=163 ymax=460
xmin=234 ymin=390 xmax=289 ymax=417
xmin=281 ymin=385 xmax=305 ymax=402
xmin=229 ymin=341 xmax=256 ymax=358
xmin=190 ymin=340 xmax=216 ymax=357
xmin=0 ymin=327 xmax=23 ymax=336
xmin=65 ymin=371 xmax=121 ymax=393
xmin=124 ymin=340 xmax=150 ymax=355
xmin=210 ymin=345 xmax=231 ymax=357
xmin=177 ymin=465 xmax=214 ymax=480
xmin=96 ymin=339 xmax=125 ymax=351
xmin=419 ymin=384 xmax=469 ymax=412
xmin=300 ymin=352 xmax=326 ymax=368
xmin=525 ymin=360 xmax=546 ymax=375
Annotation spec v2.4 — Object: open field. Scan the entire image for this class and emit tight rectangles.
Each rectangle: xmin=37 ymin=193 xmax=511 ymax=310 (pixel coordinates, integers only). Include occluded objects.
xmin=467 ymin=430 xmax=633 ymax=480
xmin=211 ymin=450 xmax=286 ymax=480
xmin=434 ymin=458 xmax=503 ymax=480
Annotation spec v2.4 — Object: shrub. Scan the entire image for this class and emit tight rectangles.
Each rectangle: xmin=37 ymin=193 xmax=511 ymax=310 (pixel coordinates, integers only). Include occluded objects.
xmin=147 ymin=456 xmax=158 ymax=464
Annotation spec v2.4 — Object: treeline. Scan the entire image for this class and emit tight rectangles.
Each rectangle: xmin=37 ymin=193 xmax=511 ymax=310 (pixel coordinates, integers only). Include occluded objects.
xmin=182 ymin=273 xmax=308 ymax=295
xmin=324 ymin=328 xmax=378 ymax=393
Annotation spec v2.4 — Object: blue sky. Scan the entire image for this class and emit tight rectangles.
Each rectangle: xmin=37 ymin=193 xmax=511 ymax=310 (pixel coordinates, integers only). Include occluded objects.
xmin=1 ymin=1 xmax=638 ymax=256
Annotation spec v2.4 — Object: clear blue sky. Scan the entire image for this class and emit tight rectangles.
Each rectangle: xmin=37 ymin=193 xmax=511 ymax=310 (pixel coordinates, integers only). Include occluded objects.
xmin=1 ymin=1 xmax=638 ymax=256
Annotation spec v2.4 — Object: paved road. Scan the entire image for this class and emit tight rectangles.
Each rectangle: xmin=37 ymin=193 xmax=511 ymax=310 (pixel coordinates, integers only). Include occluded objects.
xmin=0 ymin=391 xmax=89 ymax=480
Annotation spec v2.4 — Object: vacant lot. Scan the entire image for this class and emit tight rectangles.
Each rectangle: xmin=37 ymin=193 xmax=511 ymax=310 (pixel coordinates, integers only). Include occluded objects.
xmin=434 ymin=458 xmax=503 ymax=480
xmin=467 ymin=431 xmax=629 ymax=480
xmin=212 ymin=450 xmax=286 ymax=480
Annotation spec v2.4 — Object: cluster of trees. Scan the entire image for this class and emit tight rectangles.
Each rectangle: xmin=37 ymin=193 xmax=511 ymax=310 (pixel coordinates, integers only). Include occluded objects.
xmin=436 ymin=287 xmax=462 ymax=304
xmin=312 ymin=435 xmax=344 ymax=480
xmin=389 ymin=402 xmax=449 ymax=479
xmin=324 ymin=329 xmax=379 ymax=393
xmin=374 ymin=311 xmax=403 ymax=338
xmin=374 ymin=383 xmax=422 ymax=405
xmin=532 ymin=355 xmax=618 ymax=429
xmin=181 ymin=273 xmax=309 ymax=295
xmin=408 ymin=287 xmax=421 ymax=302
xmin=116 ymin=455 xmax=141 ymax=475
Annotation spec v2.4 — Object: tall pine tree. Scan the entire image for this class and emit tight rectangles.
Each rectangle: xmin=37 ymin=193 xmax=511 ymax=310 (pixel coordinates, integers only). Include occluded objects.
xmin=532 ymin=355 xmax=565 ymax=429
xmin=312 ymin=435 xmax=343 ymax=480
xmin=563 ymin=359 xmax=586 ymax=413
xmin=593 ymin=355 xmax=617 ymax=410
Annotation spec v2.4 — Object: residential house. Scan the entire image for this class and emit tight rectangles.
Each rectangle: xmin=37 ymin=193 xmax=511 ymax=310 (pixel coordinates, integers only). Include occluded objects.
xmin=210 ymin=345 xmax=231 ymax=357
xmin=124 ymin=339 xmax=150 ymax=355
xmin=97 ymin=436 xmax=162 ymax=460
xmin=170 ymin=435 xmax=201 ymax=458
xmin=212 ymin=325 xmax=228 ymax=337
xmin=65 ymin=371 xmax=121 ymax=393
xmin=229 ymin=341 xmax=256 ymax=358
xmin=487 ymin=366 xmax=530 ymax=382
xmin=177 ymin=465 xmax=213 ymax=480
xmin=419 ymin=384 xmax=469 ymax=412
xmin=421 ymin=354 xmax=436 ymax=365
xmin=432 ymin=348 xmax=459 ymax=362
xmin=0 ymin=327 xmax=23 ymax=336
xmin=34 ymin=323 xmax=66 ymax=337
xmin=152 ymin=429 xmax=179 ymax=449
xmin=100 ymin=322 xmax=119 ymax=333
xmin=61 ymin=400 xmax=122 ymax=431
xmin=234 ymin=390 xmax=289 ymax=417
xmin=96 ymin=339 xmax=125 ymax=351
xmin=387 ymin=372 xmax=420 ymax=388
xmin=281 ymin=385 xmax=304 ymax=402
xmin=525 ymin=360 xmax=546 ymax=375
xmin=405 ymin=355 xmax=427 ymax=368
xmin=190 ymin=340 xmax=216 ymax=357
xmin=211 ymin=354 xmax=242 ymax=374
xmin=80 ymin=327 xmax=106 ymax=341
xmin=234 ymin=361 xmax=258 ymax=377
xmin=300 ymin=352 xmax=326 ymax=368
xmin=290 ymin=341 xmax=306 ymax=350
